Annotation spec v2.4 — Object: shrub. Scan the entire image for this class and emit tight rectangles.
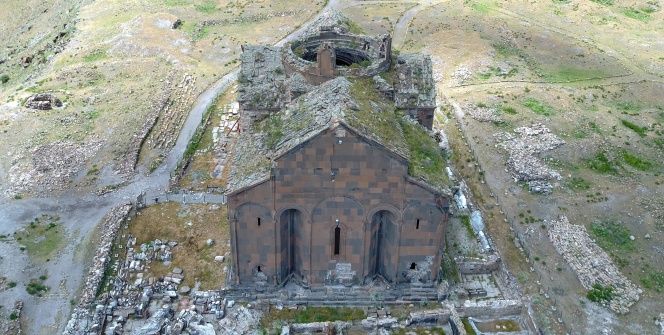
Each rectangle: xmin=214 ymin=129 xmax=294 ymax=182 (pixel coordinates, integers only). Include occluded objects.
xmin=587 ymin=283 xmax=613 ymax=303
xmin=620 ymin=119 xmax=647 ymax=137
xmin=9 ymin=313 xmax=17 ymax=320
xmin=0 ymin=74 xmax=9 ymax=84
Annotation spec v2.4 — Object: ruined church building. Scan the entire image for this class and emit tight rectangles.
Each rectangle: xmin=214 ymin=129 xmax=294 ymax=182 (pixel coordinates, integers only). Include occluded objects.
xmin=226 ymin=12 xmax=450 ymax=291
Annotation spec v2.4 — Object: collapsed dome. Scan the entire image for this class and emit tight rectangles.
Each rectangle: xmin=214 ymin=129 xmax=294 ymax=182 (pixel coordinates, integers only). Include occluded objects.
xmin=293 ymin=39 xmax=372 ymax=66
xmin=282 ymin=25 xmax=392 ymax=84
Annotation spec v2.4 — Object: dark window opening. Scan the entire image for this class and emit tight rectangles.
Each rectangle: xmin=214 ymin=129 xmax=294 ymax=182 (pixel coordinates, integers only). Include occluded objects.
xmin=314 ymin=168 xmax=323 ymax=175
xmin=334 ymin=226 xmax=341 ymax=255
xmin=410 ymin=263 xmax=417 ymax=270
xmin=257 ymin=217 xmax=261 ymax=226
xmin=257 ymin=266 xmax=262 ymax=272
xmin=416 ymin=219 xmax=420 ymax=229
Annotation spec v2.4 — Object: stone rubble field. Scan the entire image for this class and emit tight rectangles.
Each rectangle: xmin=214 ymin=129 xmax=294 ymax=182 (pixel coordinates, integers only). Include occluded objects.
xmin=548 ymin=215 xmax=641 ymax=314
xmin=493 ymin=123 xmax=564 ymax=195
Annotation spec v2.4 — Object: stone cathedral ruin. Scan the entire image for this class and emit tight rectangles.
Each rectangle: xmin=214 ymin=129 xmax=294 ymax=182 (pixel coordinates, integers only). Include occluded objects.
xmin=226 ymin=11 xmax=450 ymax=296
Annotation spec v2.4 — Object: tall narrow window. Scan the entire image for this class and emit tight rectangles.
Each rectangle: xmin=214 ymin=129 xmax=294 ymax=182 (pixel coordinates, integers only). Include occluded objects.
xmin=334 ymin=226 xmax=341 ymax=255
xmin=257 ymin=266 xmax=262 ymax=272
xmin=416 ymin=219 xmax=420 ymax=230
xmin=257 ymin=217 xmax=261 ymax=226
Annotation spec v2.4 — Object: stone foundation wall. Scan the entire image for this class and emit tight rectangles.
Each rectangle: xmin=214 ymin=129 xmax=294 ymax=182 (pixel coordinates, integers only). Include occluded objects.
xmin=460 ymin=299 xmax=523 ymax=318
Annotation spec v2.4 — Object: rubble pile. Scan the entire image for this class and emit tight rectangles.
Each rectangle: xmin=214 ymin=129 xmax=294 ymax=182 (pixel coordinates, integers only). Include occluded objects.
xmin=7 ymin=139 xmax=103 ymax=196
xmin=0 ymin=300 xmax=22 ymax=335
xmin=64 ymin=203 xmax=132 ymax=335
xmin=493 ymin=123 xmax=564 ymax=195
xmin=24 ymin=92 xmax=63 ymax=110
xmin=548 ymin=216 xmax=640 ymax=314
xmin=464 ymin=103 xmax=503 ymax=123
xmin=218 ymin=305 xmax=263 ymax=334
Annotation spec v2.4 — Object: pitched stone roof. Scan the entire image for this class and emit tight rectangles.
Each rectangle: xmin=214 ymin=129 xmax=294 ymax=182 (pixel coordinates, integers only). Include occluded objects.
xmin=228 ymin=77 xmax=450 ymax=194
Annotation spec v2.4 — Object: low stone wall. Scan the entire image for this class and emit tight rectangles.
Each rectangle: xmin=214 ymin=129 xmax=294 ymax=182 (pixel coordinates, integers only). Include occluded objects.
xmin=457 ymin=254 xmax=501 ymax=274
xmin=460 ymin=299 xmax=523 ymax=318
xmin=406 ymin=308 xmax=451 ymax=326
xmin=63 ymin=203 xmax=132 ymax=335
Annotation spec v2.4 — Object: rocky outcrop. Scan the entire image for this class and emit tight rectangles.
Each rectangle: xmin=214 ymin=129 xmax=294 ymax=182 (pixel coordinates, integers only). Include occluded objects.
xmin=24 ymin=93 xmax=62 ymax=110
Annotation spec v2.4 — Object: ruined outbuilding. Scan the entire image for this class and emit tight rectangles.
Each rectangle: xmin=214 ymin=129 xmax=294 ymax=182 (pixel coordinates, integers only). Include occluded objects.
xmin=228 ymin=12 xmax=450 ymax=292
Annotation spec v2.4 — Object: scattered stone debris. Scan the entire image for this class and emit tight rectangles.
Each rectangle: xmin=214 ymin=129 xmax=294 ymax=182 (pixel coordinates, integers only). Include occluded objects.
xmin=548 ymin=215 xmax=640 ymax=314
xmin=641 ymin=198 xmax=664 ymax=231
xmin=464 ymin=103 xmax=502 ymax=123
xmin=0 ymin=300 xmax=22 ymax=335
xmin=493 ymin=123 xmax=564 ymax=195
xmin=452 ymin=66 xmax=472 ymax=85
xmin=24 ymin=93 xmax=62 ymax=110
xmin=6 ymin=138 xmax=103 ymax=197
xmin=656 ymin=313 xmax=664 ymax=334
xmin=218 ymin=305 xmax=263 ymax=334
xmin=433 ymin=127 xmax=450 ymax=151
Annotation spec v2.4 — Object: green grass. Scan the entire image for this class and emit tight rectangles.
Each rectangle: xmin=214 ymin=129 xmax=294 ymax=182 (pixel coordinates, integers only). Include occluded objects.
xmin=615 ymin=100 xmax=642 ymax=111
xmin=590 ymin=221 xmax=635 ymax=253
xmin=462 ymin=318 xmax=478 ymax=335
xmin=501 ymin=106 xmax=517 ymax=115
xmin=542 ymin=67 xmax=610 ymax=82
xmin=640 ymin=267 xmax=664 ymax=292
xmin=260 ymin=307 xmax=365 ymax=328
xmin=523 ymin=98 xmax=555 ymax=116
xmin=460 ymin=215 xmax=475 ymax=238
xmin=83 ymin=49 xmax=107 ymax=62
xmin=587 ymin=283 xmax=613 ymax=303
xmin=590 ymin=0 xmax=614 ymax=6
xmin=620 ymin=119 xmax=647 ymax=137
xmin=492 ymin=43 xmax=520 ymax=57
xmin=565 ymin=177 xmax=591 ymax=190
xmin=15 ymin=216 xmax=65 ymax=263
xmin=195 ymin=0 xmax=218 ymax=13
xmin=623 ymin=8 xmax=651 ymax=22
xmin=622 ymin=151 xmax=653 ymax=171
xmin=399 ymin=117 xmax=449 ymax=189
xmin=587 ymin=151 xmax=619 ymax=174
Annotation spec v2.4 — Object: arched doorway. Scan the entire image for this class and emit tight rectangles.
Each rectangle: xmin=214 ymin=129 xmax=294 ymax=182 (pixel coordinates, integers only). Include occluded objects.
xmin=368 ymin=210 xmax=398 ymax=281
xmin=278 ymin=209 xmax=304 ymax=284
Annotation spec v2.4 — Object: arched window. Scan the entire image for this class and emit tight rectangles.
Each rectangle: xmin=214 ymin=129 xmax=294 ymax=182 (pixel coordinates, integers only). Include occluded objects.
xmin=333 ymin=226 xmax=341 ymax=255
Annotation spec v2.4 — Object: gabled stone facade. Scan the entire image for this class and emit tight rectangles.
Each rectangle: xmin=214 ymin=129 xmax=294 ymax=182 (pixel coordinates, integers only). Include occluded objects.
xmin=228 ymin=12 xmax=450 ymax=292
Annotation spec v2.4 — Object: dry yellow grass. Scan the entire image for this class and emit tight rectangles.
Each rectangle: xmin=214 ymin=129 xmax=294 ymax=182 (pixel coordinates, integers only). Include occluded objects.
xmin=126 ymin=202 xmax=229 ymax=289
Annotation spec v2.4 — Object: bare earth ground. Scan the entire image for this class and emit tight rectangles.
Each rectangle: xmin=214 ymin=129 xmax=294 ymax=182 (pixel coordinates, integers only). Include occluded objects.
xmin=392 ymin=0 xmax=663 ymax=334
xmin=1 ymin=0 xmax=664 ymax=334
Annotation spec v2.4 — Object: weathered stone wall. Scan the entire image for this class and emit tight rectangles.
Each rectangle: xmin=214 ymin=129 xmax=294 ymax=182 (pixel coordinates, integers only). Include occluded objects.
xmin=228 ymin=126 xmax=448 ymax=287
xmin=456 ymin=254 xmax=501 ymax=274
xmin=460 ymin=299 xmax=524 ymax=318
